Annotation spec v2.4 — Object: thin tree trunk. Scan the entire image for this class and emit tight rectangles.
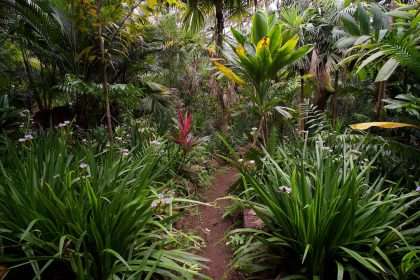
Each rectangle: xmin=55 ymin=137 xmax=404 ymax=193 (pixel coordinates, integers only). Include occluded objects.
xmin=21 ymin=48 xmax=42 ymax=111
xmin=214 ymin=0 xmax=228 ymax=131
xmin=299 ymin=68 xmax=305 ymax=133
xmin=375 ymin=81 xmax=386 ymax=120
xmin=96 ymin=0 xmax=113 ymax=140
xmin=215 ymin=0 xmax=224 ymax=51
xmin=332 ymin=71 xmax=338 ymax=126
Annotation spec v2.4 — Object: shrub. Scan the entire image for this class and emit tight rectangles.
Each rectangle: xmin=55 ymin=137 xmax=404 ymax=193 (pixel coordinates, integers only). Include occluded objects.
xmin=0 ymin=134 xmax=208 ymax=279
xmin=231 ymin=138 xmax=420 ymax=279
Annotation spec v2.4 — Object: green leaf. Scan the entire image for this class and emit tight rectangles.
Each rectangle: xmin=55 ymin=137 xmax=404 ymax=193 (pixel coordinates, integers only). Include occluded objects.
xmin=340 ymin=247 xmax=381 ymax=273
xmin=336 ymin=261 xmax=344 ymax=280
xmin=342 ymin=14 xmax=361 ymax=36
xmin=375 ymin=58 xmax=399 ymax=82
xmin=251 ymin=10 xmax=268 ymax=45
xmin=356 ymin=4 xmax=370 ymax=34
xmin=357 ymin=51 xmax=385 ymax=73
xmin=231 ymin=27 xmax=246 ymax=45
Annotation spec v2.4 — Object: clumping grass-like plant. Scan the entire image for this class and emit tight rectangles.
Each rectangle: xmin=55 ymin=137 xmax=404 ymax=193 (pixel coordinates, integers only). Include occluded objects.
xmin=0 ymin=134 xmax=208 ymax=279
xmin=231 ymin=138 xmax=420 ymax=279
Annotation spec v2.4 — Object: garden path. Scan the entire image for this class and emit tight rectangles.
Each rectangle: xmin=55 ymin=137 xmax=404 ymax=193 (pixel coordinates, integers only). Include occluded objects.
xmin=178 ymin=167 xmax=242 ymax=280
xmin=199 ymin=167 xmax=241 ymax=280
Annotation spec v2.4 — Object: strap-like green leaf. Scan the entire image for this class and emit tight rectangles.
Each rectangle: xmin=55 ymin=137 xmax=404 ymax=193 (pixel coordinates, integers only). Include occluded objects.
xmin=375 ymin=58 xmax=399 ymax=82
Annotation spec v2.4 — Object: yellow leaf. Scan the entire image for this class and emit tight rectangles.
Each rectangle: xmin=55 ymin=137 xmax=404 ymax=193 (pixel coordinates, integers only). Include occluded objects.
xmin=146 ymin=0 xmax=157 ymax=9
xmin=350 ymin=122 xmax=418 ymax=130
xmin=212 ymin=61 xmax=245 ymax=86
xmin=256 ymin=36 xmax=270 ymax=55
xmin=235 ymin=45 xmax=247 ymax=59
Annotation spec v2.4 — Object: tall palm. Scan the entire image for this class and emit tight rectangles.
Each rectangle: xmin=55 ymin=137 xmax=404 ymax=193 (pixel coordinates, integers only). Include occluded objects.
xmin=182 ymin=0 xmax=254 ymax=131
xmin=183 ymin=0 xmax=253 ymax=50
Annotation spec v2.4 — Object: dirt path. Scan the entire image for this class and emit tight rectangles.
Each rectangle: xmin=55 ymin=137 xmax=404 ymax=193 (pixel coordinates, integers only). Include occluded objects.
xmin=178 ymin=167 xmax=242 ymax=280
xmin=200 ymin=167 xmax=241 ymax=280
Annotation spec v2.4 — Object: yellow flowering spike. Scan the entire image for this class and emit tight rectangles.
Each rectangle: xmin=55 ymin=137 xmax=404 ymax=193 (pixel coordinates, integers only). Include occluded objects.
xmin=235 ymin=45 xmax=247 ymax=59
xmin=213 ymin=61 xmax=246 ymax=86
xmin=350 ymin=122 xmax=418 ymax=130
xmin=256 ymin=36 xmax=270 ymax=55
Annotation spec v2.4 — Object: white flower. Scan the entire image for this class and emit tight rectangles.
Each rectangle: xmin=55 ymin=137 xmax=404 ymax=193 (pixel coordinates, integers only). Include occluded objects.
xmin=248 ymin=160 xmax=255 ymax=165
xmin=163 ymin=197 xmax=173 ymax=205
xmin=151 ymin=200 xmax=158 ymax=208
xmin=238 ymin=158 xmax=244 ymax=163
xmin=279 ymin=186 xmax=292 ymax=194
xmin=79 ymin=162 xmax=88 ymax=169
xmin=251 ymin=127 xmax=258 ymax=131
xmin=115 ymin=137 xmax=122 ymax=141
xmin=150 ymin=140 xmax=161 ymax=145
xmin=57 ymin=121 xmax=70 ymax=128
xmin=19 ymin=133 xmax=33 ymax=142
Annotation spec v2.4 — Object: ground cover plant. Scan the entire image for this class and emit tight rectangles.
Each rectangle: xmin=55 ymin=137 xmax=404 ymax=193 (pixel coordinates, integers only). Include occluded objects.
xmin=0 ymin=133 xmax=209 ymax=279
xmin=229 ymin=135 xmax=420 ymax=279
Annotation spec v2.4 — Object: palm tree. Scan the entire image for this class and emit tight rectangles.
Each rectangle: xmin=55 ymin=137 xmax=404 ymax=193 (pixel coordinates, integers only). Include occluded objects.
xmin=183 ymin=0 xmax=254 ymax=50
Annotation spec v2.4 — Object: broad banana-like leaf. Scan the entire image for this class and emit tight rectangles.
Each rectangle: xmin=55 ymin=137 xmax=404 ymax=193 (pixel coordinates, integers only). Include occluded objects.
xmin=213 ymin=61 xmax=245 ymax=86
xmin=251 ymin=10 xmax=268 ymax=45
xmin=375 ymin=58 xmax=399 ymax=82
xmin=350 ymin=122 xmax=418 ymax=130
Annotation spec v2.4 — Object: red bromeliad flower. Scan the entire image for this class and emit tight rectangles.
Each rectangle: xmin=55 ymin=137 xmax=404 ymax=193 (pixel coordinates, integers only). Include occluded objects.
xmin=174 ymin=111 xmax=195 ymax=152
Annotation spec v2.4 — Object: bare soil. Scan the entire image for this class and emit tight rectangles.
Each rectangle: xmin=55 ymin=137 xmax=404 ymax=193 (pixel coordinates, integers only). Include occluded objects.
xmin=177 ymin=167 xmax=243 ymax=280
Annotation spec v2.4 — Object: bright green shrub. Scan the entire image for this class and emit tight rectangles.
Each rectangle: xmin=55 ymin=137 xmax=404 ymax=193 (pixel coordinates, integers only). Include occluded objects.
xmin=231 ymin=138 xmax=420 ymax=279
xmin=0 ymin=134 xmax=208 ymax=279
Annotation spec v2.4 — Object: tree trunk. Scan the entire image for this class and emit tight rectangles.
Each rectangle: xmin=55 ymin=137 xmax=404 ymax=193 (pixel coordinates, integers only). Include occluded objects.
xmin=96 ymin=0 xmax=113 ymax=140
xmin=299 ymin=68 xmax=305 ymax=132
xmin=214 ymin=0 xmax=228 ymax=131
xmin=331 ymin=71 xmax=339 ymax=126
xmin=375 ymin=81 xmax=386 ymax=120
xmin=215 ymin=0 xmax=224 ymax=51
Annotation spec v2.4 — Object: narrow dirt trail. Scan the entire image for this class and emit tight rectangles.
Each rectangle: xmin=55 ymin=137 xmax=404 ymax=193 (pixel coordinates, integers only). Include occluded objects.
xmin=199 ymin=167 xmax=241 ymax=280
xmin=178 ymin=167 xmax=242 ymax=280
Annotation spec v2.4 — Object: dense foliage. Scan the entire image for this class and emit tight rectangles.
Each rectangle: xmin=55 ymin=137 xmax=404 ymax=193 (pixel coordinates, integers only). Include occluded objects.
xmin=0 ymin=0 xmax=419 ymax=279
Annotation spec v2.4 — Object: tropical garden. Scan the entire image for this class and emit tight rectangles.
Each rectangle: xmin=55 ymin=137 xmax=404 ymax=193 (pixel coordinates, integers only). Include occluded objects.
xmin=0 ymin=0 xmax=419 ymax=279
